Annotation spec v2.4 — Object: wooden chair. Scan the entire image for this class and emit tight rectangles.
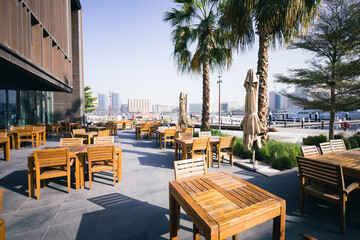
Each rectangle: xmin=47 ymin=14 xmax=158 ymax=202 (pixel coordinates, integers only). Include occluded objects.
xmin=331 ymin=139 xmax=346 ymax=152
xmin=34 ymin=148 xmax=71 ymax=199
xmin=63 ymin=132 xmax=74 ymax=138
xmin=105 ymin=123 xmax=115 ymax=135
xmin=179 ymin=132 xmax=192 ymax=139
xmin=46 ymin=124 xmax=57 ymax=139
xmin=301 ymin=145 xmax=319 ymax=157
xmin=60 ymin=138 xmax=83 ymax=146
xmin=98 ymin=130 xmax=110 ymax=137
xmin=199 ymin=131 xmax=211 ymax=138
xmin=319 ymin=142 xmax=334 ymax=155
xmin=73 ymin=129 xmax=86 ymax=135
xmin=16 ymin=129 xmax=35 ymax=149
xmin=10 ymin=126 xmax=25 ymax=131
xmin=190 ymin=138 xmax=210 ymax=164
xmin=174 ymin=158 xmax=207 ymax=180
xmin=164 ymin=128 xmax=177 ymax=149
xmin=214 ymin=136 xmax=235 ymax=168
xmin=87 ymin=145 xmax=116 ymax=189
xmin=139 ymin=125 xmax=151 ymax=139
xmin=0 ymin=133 xmax=6 ymax=138
xmin=33 ymin=126 xmax=46 ymax=145
xmin=94 ymin=136 xmax=114 ymax=144
xmin=297 ymin=157 xmax=359 ymax=234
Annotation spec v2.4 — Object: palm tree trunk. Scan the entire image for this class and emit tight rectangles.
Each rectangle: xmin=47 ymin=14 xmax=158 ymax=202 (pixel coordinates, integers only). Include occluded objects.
xmin=201 ymin=61 xmax=210 ymax=131
xmin=257 ymin=30 xmax=269 ymax=142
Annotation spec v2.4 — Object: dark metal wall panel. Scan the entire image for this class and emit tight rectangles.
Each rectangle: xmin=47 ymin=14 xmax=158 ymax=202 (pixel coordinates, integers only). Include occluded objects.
xmin=0 ymin=0 xmax=9 ymax=45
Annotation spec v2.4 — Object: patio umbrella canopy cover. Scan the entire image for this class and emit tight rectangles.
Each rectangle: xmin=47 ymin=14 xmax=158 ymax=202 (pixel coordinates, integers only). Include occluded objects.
xmin=240 ymin=69 xmax=266 ymax=150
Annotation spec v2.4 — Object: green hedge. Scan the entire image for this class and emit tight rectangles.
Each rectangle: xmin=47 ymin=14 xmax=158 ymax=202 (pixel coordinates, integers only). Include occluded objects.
xmin=302 ymin=135 xmax=327 ymax=146
xmin=348 ymin=137 xmax=359 ymax=149
xmin=209 ymin=130 xmax=300 ymax=170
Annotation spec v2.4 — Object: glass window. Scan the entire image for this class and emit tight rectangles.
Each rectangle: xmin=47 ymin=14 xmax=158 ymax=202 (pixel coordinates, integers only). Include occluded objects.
xmin=8 ymin=90 xmax=17 ymax=127
xmin=0 ymin=90 xmax=6 ymax=129
xmin=19 ymin=91 xmax=29 ymax=125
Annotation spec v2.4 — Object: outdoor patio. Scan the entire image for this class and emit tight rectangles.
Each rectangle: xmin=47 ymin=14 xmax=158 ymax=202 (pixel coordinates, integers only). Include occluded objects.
xmin=0 ymin=130 xmax=359 ymax=240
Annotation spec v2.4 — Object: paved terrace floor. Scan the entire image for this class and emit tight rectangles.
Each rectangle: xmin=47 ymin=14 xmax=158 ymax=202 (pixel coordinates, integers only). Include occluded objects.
xmin=0 ymin=130 xmax=359 ymax=240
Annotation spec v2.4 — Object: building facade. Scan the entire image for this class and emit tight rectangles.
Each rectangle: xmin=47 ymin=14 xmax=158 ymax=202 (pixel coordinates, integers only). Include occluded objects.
xmin=128 ymin=99 xmax=152 ymax=113
xmin=0 ymin=0 xmax=84 ymax=128
xmin=98 ymin=93 xmax=108 ymax=112
xmin=111 ymin=92 xmax=121 ymax=114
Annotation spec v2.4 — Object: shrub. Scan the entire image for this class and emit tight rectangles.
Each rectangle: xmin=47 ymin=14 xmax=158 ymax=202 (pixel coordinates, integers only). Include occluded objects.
xmin=334 ymin=134 xmax=345 ymax=139
xmin=348 ymin=137 xmax=359 ymax=149
xmin=302 ymin=135 xmax=327 ymax=146
xmin=353 ymin=134 xmax=360 ymax=146
xmin=193 ymin=131 xmax=199 ymax=137
xmin=344 ymin=138 xmax=352 ymax=150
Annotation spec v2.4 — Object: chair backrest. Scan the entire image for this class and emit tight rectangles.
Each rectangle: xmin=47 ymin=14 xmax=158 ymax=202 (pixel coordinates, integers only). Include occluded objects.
xmin=94 ymin=136 xmax=115 ymax=144
xmin=0 ymin=132 xmax=7 ymax=138
xmin=330 ymin=139 xmax=346 ymax=152
xmin=10 ymin=126 xmax=25 ymax=131
xmin=319 ymin=142 xmax=334 ymax=155
xmin=33 ymin=126 xmax=45 ymax=131
xmin=174 ymin=158 xmax=207 ymax=180
xmin=98 ymin=130 xmax=110 ymax=137
xmin=73 ymin=129 xmax=86 ymax=135
xmin=140 ymin=125 xmax=150 ymax=131
xmin=182 ymin=128 xmax=193 ymax=134
xmin=179 ymin=132 xmax=192 ymax=139
xmin=60 ymin=138 xmax=83 ymax=146
xmin=63 ymin=132 xmax=74 ymax=138
xmin=17 ymin=129 xmax=32 ymax=137
xmin=199 ymin=131 xmax=211 ymax=138
xmin=158 ymin=126 xmax=166 ymax=131
xmin=192 ymin=138 xmax=210 ymax=151
xmin=219 ymin=136 xmax=235 ymax=149
xmin=87 ymin=145 xmax=115 ymax=162
xmin=25 ymin=125 xmax=34 ymax=130
xmin=165 ymin=128 xmax=177 ymax=137
xmin=297 ymin=157 xmax=344 ymax=191
xmin=34 ymin=148 xmax=69 ymax=168
xmin=301 ymin=145 xmax=319 ymax=157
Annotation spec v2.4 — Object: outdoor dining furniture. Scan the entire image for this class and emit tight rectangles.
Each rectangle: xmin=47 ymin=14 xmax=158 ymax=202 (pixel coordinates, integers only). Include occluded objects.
xmin=319 ymin=142 xmax=333 ymax=155
xmin=27 ymin=143 xmax=122 ymax=196
xmin=97 ymin=130 xmax=111 ymax=137
xmin=0 ymin=137 xmax=10 ymax=161
xmin=33 ymin=126 xmax=46 ymax=146
xmin=155 ymin=127 xmax=180 ymax=149
xmin=93 ymin=136 xmax=114 ymax=144
xmin=60 ymin=138 xmax=84 ymax=146
xmin=169 ymin=171 xmax=286 ymax=240
xmin=74 ymin=131 xmax=98 ymax=144
xmin=330 ymin=139 xmax=346 ymax=152
xmin=174 ymin=158 xmax=207 ymax=180
xmin=68 ymin=122 xmax=80 ymax=132
xmin=198 ymin=131 xmax=211 ymax=138
xmin=300 ymin=145 xmax=319 ymax=157
xmin=297 ymin=157 xmax=359 ymax=234
xmin=163 ymin=128 xmax=177 ymax=149
xmin=0 ymin=188 xmax=4 ymax=239
xmin=213 ymin=136 xmax=235 ymax=168
xmin=46 ymin=124 xmax=60 ymax=139
xmin=15 ymin=129 xmax=35 ymax=149
xmin=87 ymin=145 xmax=117 ymax=189
xmin=33 ymin=148 xmax=71 ymax=200
xmin=139 ymin=125 xmax=151 ymax=139
xmin=189 ymin=138 xmax=210 ymax=163
xmin=297 ymin=147 xmax=360 ymax=179
xmin=175 ymin=136 xmax=221 ymax=168
xmin=88 ymin=125 xmax=106 ymax=132
xmin=63 ymin=132 xmax=74 ymax=138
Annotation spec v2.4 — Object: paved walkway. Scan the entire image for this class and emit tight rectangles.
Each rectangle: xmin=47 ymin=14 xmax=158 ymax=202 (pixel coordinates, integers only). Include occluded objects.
xmin=0 ymin=130 xmax=359 ymax=239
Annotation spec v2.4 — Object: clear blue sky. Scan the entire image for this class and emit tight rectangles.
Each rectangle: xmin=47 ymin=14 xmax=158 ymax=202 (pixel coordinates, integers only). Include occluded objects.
xmin=82 ymin=0 xmax=311 ymax=108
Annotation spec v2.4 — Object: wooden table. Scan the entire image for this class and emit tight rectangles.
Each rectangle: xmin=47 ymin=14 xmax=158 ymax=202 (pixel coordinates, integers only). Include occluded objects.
xmin=74 ymin=132 xmax=98 ymax=144
xmin=0 ymin=138 xmax=10 ymax=161
xmin=88 ymin=126 xmax=106 ymax=132
xmin=169 ymin=171 xmax=286 ymax=240
xmin=8 ymin=130 xmax=45 ymax=149
xmin=27 ymin=143 xmax=122 ymax=197
xmin=155 ymin=128 xmax=181 ymax=149
xmin=299 ymin=148 xmax=360 ymax=178
xmin=174 ymin=136 xmax=220 ymax=167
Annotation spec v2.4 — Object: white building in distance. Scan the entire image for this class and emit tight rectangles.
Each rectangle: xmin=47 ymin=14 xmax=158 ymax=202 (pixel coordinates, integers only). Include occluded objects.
xmin=128 ymin=99 xmax=153 ymax=113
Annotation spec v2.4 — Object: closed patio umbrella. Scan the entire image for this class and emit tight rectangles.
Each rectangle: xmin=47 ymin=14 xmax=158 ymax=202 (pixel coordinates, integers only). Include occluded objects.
xmin=240 ymin=69 xmax=266 ymax=165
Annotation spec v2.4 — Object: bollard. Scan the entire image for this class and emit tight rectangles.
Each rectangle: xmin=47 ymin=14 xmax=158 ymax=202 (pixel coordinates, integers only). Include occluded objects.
xmin=321 ymin=121 xmax=324 ymax=129
xmin=301 ymin=120 xmax=304 ymax=129
xmin=284 ymin=120 xmax=287 ymax=128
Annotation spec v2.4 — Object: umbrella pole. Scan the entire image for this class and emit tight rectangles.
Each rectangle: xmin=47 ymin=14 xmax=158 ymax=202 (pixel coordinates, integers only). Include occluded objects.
xmin=251 ymin=144 xmax=257 ymax=170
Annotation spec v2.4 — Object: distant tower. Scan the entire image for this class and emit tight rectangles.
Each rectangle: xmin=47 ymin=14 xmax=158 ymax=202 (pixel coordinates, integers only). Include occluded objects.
xmin=98 ymin=93 xmax=108 ymax=112
xmin=111 ymin=92 xmax=121 ymax=114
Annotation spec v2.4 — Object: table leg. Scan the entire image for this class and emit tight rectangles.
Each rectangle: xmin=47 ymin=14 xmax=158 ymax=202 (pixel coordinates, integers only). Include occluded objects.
xmin=43 ymin=131 xmax=46 ymax=145
xmin=75 ymin=156 xmax=80 ymax=189
xmin=273 ymin=204 xmax=286 ymax=240
xmin=5 ymin=140 xmax=10 ymax=161
xmin=28 ymin=157 xmax=34 ymax=197
xmin=182 ymin=144 xmax=187 ymax=159
xmin=209 ymin=143 xmax=214 ymax=168
xmin=156 ymin=133 xmax=159 ymax=147
xmin=117 ymin=149 xmax=122 ymax=182
xmin=80 ymin=155 xmax=85 ymax=188
xmin=36 ymin=133 xmax=40 ymax=148
xmin=169 ymin=193 xmax=180 ymax=240
xmin=175 ymin=142 xmax=178 ymax=161
xmin=160 ymin=133 xmax=163 ymax=149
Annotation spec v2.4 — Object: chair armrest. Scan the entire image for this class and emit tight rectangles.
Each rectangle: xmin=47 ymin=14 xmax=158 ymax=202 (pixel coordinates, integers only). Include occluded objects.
xmin=344 ymin=181 xmax=360 ymax=195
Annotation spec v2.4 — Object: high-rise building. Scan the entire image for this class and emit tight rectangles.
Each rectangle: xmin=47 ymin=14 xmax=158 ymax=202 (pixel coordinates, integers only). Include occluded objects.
xmin=111 ymin=92 xmax=121 ymax=114
xmin=98 ymin=93 xmax=108 ymax=112
xmin=128 ymin=99 xmax=152 ymax=113
xmin=189 ymin=103 xmax=202 ymax=113
xmin=154 ymin=105 xmax=170 ymax=113
xmin=0 ymin=0 xmax=84 ymax=128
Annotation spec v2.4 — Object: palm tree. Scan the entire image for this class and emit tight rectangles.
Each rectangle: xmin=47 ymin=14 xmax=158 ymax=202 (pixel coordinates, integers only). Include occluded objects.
xmin=164 ymin=0 xmax=232 ymax=131
xmin=221 ymin=0 xmax=321 ymax=140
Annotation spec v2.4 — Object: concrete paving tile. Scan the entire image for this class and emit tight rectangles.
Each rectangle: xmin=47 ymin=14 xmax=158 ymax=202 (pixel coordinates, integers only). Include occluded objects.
xmin=43 ymin=220 xmax=97 ymax=240
xmin=6 ymin=226 xmax=48 ymax=240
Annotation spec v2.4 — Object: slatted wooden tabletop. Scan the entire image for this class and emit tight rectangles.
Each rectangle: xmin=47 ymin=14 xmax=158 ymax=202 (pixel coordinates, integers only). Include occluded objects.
xmin=304 ymin=148 xmax=360 ymax=178
xmin=169 ymin=171 xmax=286 ymax=240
